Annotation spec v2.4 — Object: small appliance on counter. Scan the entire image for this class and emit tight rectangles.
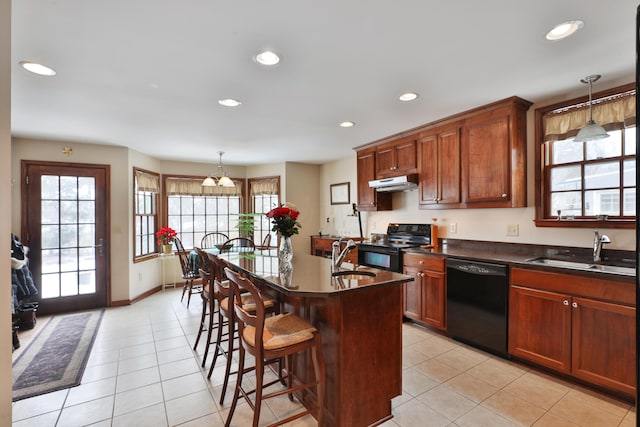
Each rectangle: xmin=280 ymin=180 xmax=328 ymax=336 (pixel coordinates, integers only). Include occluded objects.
xmin=357 ymin=223 xmax=436 ymax=272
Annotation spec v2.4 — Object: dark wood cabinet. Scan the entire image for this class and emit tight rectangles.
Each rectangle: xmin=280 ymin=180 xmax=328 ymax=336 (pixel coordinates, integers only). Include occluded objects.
xmin=461 ymin=97 xmax=531 ymax=208
xmin=509 ymin=267 xmax=636 ymax=396
xmin=375 ymin=136 xmax=418 ymax=178
xmin=402 ymin=253 xmax=446 ymax=329
xmin=418 ymin=125 xmax=461 ymax=207
xmin=356 ymin=148 xmax=391 ymax=211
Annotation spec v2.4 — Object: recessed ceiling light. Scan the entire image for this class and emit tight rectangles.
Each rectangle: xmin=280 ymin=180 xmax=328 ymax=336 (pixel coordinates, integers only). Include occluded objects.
xmin=399 ymin=92 xmax=419 ymax=102
xmin=546 ymin=20 xmax=584 ymax=40
xmin=339 ymin=121 xmax=355 ymax=128
xmin=19 ymin=61 xmax=56 ymax=76
xmin=218 ymin=98 xmax=241 ymax=107
xmin=255 ymin=50 xmax=280 ymax=66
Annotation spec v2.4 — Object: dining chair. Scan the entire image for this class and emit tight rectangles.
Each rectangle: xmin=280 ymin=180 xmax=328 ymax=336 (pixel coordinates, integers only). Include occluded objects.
xmin=219 ymin=237 xmax=255 ymax=253
xmin=200 ymin=232 xmax=229 ymax=250
xmin=174 ymin=237 xmax=202 ymax=308
xmin=193 ymin=247 xmax=220 ymax=354
xmin=207 ymin=254 xmax=279 ymax=404
xmin=223 ymin=267 xmax=325 ymax=427
xmin=255 ymin=233 xmax=272 ymax=250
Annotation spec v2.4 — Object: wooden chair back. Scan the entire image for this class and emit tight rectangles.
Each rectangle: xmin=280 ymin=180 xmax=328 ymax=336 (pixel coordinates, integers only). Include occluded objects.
xmin=173 ymin=237 xmax=193 ymax=277
xmin=220 ymin=237 xmax=256 ymax=253
xmin=200 ymin=232 xmax=229 ymax=249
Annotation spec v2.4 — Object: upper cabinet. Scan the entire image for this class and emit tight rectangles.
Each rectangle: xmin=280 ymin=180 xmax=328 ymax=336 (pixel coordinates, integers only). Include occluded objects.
xmin=354 ymin=96 xmax=532 ymax=210
xmin=375 ymin=136 xmax=418 ymax=178
xmin=461 ymin=97 xmax=531 ymax=208
xmin=356 ymin=148 xmax=391 ymax=211
xmin=418 ymin=124 xmax=461 ymax=207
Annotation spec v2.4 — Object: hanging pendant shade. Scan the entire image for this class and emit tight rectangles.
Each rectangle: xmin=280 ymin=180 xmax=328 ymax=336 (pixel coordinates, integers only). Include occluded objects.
xmin=202 ymin=151 xmax=235 ymax=187
xmin=574 ymin=74 xmax=609 ymax=142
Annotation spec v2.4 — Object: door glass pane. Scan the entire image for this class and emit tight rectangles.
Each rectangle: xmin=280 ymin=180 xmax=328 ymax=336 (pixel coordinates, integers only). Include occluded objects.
xmin=60 ymin=272 xmax=78 ymax=296
xmin=60 ymin=200 xmax=78 ymax=223
xmin=41 ymin=249 xmax=60 ymax=273
xmin=41 ymin=175 xmax=59 ymax=199
xmin=60 ymin=176 xmax=78 ymax=200
xmin=78 ymin=177 xmax=95 ymax=200
xmin=60 ymin=224 xmax=78 ymax=248
xmin=41 ymin=201 xmax=59 ymax=224
xmin=78 ymin=201 xmax=95 ymax=223
xmin=41 ymin=225 xmax=59 ymax=249
xmin=79 ymin=271 xmax=96 ymax=294
xmin=79 ymin=248 xmax=95 ymax=270
xmin=60 ymin=248 xmax=78 ymax=272
xmin=79 ymin=224 xmax=95 ymax=247
xmin=584 ymin=162 xmax=619 ymax=189
xmin=41 ymin=273 xmax=60 ymax=298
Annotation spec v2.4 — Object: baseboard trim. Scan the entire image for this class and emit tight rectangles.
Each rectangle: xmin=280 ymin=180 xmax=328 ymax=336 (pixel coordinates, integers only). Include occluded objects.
xmin=110 ymin=282 xmax=186 ymax=307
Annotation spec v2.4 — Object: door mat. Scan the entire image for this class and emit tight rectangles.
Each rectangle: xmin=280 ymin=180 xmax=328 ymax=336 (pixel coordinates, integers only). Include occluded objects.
xmin=12 ymin=309 xmax=104 ymax=401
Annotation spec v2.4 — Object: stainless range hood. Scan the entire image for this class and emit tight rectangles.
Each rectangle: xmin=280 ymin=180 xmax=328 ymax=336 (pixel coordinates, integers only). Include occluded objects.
xmin=368 ymin=174 xmax=418 ymax=192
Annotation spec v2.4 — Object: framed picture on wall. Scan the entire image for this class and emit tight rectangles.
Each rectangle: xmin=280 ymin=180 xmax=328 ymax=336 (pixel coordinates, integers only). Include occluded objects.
xmin=330 ymin=182 xmax=350 ymax=205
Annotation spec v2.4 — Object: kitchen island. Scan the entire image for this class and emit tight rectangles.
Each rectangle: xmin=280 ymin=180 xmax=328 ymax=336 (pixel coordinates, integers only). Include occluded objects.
xmin=220 ymin=251 xmax=413 ymax=427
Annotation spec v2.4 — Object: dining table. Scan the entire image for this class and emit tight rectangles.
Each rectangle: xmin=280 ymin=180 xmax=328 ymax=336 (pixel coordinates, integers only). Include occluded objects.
xmin=219 ymin=251 xmax=413 ymax=427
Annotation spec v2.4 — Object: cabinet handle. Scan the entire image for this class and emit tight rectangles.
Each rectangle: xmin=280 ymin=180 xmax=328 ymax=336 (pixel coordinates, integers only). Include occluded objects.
xmin=501 ymin=193 xmax=507 ymax=198
xmin=572 ymin=302 xmax=578 ymax=308
xmin=563 ymin=300 xmax=569 ymax=306
xmin=419 ymin=260 xmax=424 ymax=265
xmin=420 ymin=273 xmax=425 ymax=278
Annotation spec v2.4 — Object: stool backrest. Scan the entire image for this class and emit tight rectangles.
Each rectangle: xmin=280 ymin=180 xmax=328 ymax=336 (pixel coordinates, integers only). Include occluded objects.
xmin=224 ymin=267 xmax=265 ymax=346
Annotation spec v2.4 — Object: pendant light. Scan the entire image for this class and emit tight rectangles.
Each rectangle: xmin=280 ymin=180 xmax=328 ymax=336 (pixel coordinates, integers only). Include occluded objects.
xmin=574 ymin=74 xmax=609 ymax=142
xmin=202 ymin=151 xmax=235 ymax=187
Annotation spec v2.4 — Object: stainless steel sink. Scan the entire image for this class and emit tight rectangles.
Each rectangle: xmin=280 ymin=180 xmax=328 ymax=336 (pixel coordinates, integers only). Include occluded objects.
xmin=526 ymin=257 xmax=635 ymax=276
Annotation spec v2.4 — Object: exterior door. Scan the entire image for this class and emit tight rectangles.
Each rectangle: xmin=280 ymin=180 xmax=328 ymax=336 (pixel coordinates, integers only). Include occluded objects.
xmin=22 ymin=161 xmax=110 ymax=315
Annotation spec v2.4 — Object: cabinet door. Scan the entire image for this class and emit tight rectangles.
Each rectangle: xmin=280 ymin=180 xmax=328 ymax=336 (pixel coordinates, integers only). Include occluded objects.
xmin=375 ymin=144 xmax=396 ymax=177
xmin=402 ymin=267 xmax=422 ymax=320
xmin=394 ymin=139 xmax=417 ymax=173
xmin=357 ymin=150 xmax=391 ymax=211
xmin=421 ymin=270 xmax=446 ymax=329
xmin=438 ymin=128 xmax=461 ymax=205
xmin=508 ymin=285 xmax=572 ymax=373
xmin=463 ymin=114 xmax=510 ymax=204
xmin=418 ymin=134 xmax=438 ymax=205
xmin=571 ymin=297 xmax=636 ymax=395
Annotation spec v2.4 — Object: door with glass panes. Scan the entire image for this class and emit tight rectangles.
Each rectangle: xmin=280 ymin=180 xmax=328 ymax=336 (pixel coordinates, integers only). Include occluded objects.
xmin=22 ymin=161 xmax=109 ymax=315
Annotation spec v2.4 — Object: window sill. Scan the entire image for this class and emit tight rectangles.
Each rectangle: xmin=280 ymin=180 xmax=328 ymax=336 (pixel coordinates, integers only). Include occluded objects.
xmin=534 ymin=218 xmax=635 ymax=229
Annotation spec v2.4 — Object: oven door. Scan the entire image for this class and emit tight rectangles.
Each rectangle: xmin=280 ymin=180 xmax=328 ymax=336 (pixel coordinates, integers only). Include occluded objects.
xmin=357 ymin=244 xmax=401 ymax=272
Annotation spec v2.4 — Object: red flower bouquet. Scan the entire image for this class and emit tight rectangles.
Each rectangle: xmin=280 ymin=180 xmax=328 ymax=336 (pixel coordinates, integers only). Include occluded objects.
xmin=156 ymin=226 xmax=177 ymax=245
xmin=266 ymin=203 xmax=301 ymax=238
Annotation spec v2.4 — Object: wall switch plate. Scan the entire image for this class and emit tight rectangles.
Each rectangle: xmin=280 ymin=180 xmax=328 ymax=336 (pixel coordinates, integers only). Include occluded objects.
xmin=450 ymin=223 xmax=457 ymax=233
xmin=507 ymin=223 xmax=519 ymax=236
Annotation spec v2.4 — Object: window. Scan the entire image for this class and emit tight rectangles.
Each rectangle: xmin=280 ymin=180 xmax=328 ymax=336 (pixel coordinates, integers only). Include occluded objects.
xmin=134 ymin=168 xmax=160 ymax=259
xmin=164 ymin=176 xmax=243 ymax=249
xmin=535 ymin=84 xmax=636 ymax=227
xmin=249 ymin=177 xmax=280 ymax=247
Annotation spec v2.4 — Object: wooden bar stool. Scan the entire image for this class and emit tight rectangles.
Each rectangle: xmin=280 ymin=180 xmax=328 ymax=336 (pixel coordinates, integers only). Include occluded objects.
xmin=224 ymin=267 xmax=325 ymax=427
xmin=206 ymin=254 xmax=279 ymax=404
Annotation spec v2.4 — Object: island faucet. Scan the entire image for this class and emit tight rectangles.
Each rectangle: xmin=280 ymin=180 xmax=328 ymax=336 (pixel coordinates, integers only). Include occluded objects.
xmin=332 ymin=238 xmax=357 ymax=272
xmin=593 ymin=231 xmax=611 ymax=263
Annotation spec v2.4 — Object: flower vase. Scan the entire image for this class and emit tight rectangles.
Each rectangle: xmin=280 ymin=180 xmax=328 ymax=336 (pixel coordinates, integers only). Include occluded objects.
xmin=161 ymin=244 xmax=173 ymax=254
xmin=279 ymin=235 xmax=293 ymax=263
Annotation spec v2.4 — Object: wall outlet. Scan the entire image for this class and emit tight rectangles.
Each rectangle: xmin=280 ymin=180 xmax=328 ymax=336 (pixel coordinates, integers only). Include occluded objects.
xmin=507 ymin=223 xmax=519 ymax=236
xmin=326 ymin=217 xmax=330 ymax=223
xmin=449 ymin=223 xmax=457 ymax=234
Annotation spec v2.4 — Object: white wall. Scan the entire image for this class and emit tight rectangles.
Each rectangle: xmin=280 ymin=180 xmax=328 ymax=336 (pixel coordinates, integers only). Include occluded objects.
xmin=283 ymin=163 xmax=321 ymax=253
xmin=0 ymin=0 xmax=11 ymax=417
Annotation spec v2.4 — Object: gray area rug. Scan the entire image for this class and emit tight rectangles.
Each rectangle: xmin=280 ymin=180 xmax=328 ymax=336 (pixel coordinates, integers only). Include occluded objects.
xmin=12 ymin=309 xmax=104 ymax=401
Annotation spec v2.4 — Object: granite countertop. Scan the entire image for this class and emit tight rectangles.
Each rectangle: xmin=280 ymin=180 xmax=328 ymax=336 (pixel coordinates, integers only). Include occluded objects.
xmin=403 ymin=239 xmax=636 ymax=281
xmin=220 ymin=252 xmax=413 ymax=297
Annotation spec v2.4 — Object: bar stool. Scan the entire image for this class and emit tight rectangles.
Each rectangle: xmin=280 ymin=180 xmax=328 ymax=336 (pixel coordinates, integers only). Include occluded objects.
xmin=193 ymin=247 xmax=223 ymax=366
xmin=224 ymin=267 xmax=325 ymax=427
xmin=206 ymin=254 xmax=279 ymax=404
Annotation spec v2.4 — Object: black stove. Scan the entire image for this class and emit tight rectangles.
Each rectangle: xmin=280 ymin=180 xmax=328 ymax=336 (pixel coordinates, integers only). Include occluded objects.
xmin=358 ymin=223 xmax=434 ymax=272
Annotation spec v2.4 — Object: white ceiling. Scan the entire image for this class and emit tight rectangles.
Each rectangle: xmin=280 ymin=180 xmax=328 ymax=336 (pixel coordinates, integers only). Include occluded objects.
xmin=10 ymin=0 xmax=638 ymax=166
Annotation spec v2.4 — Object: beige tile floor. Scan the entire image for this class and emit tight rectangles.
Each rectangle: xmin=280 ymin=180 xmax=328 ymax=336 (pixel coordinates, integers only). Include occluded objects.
xmin=11 ymin=288 xmax=637 ymax=427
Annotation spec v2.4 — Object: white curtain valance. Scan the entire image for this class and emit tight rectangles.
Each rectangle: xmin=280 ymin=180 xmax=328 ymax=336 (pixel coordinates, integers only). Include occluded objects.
xmin=166 ymin=177 xmax=242 ymax=197
xmin=543 ymin=93 xmax=635 ymax=141
xmin=135 ymin=170 xmax=160 ymax=193
xmin=250 ymin=178 xmax=279 ymax=196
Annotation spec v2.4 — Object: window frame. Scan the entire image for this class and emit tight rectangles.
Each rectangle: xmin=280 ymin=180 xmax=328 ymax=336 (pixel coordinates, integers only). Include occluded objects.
xmin=133 ymin=167 xmax=160 ymax=262
xmin=534 ymin=82 xmax=636 ymax=229
xmin=161 ymin=174 xmax=246 ymax=250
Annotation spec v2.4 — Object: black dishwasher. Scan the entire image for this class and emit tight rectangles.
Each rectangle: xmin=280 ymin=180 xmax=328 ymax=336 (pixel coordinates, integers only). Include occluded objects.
xmin=446 ymin=258 xmax=509 ymax=358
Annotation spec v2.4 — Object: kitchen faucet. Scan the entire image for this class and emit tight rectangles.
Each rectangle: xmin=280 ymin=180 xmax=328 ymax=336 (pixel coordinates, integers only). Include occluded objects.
xmin=593 ymin=231 xmax=611 ymax=263
xmin=332 ymin=238 xmax=357 ymax=272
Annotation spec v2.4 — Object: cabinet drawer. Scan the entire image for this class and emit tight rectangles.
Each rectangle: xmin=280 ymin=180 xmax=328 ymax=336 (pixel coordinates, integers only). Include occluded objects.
xmin=403 ymin=253 xmax=444 ymax=272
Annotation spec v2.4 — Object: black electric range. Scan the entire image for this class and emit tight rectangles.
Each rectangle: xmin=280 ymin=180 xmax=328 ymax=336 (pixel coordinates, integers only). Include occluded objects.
xmin=357 ymin=223 xmax=434 ymax=272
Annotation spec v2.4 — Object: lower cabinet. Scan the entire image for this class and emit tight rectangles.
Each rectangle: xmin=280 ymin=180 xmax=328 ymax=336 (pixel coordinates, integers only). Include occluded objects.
xmin=402 ymin=253 xmax=446 ymax=330
xmin=509 ymin=268 xmax=636 ymax=396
